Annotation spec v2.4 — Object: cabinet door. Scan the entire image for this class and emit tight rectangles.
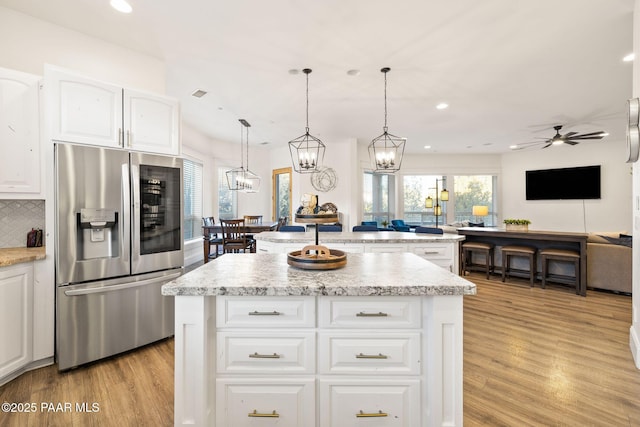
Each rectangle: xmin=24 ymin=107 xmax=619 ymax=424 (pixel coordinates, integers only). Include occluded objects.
xmin=47 ymin=67 xmax=123 ymax=148
xmin=216 ymin=378 xmax=315 ymax=427
xmin=124 ymin=89 xmax=180 ymax=155
xmin=0 ymin=264 xmax=33 ymax=379
xmin=319 ymin=379 xmax=420 ymax=427
xmin=0 ymin=67 xmax=40 ymax=195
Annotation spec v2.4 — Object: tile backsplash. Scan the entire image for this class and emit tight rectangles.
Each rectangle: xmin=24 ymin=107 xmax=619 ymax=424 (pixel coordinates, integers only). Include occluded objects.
xmin=0 ymin=200 xmax=45 ymax=248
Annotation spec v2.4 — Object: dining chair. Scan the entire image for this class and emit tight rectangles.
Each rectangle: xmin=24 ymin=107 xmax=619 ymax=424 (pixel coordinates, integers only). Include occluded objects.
xmin=279 ymin=225 xmax=306 ymax=232
xmin=220 ymin=219 xmax=255 ymax=253
xmin=202 ymin=217 xmax=223 ymax=262
xmin=276 ymin=216 xmax=288 ymax=231
xmin=352 ymin=225 xmax=379 ymax=232
xmin=318 ymin=224 xmax=342 ymax=232
xmin=243 ymin=215 xmax=263 ymax=224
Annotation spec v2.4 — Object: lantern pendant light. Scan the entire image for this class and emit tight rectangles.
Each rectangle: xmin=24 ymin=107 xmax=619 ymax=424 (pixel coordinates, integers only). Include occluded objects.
xmin=368 ymin=67 xmax=406 ymax=173
xmin=226 ymin=119 xmax=260 ymax=192
xmin=288 ymin=68 xmax=326 ymax=174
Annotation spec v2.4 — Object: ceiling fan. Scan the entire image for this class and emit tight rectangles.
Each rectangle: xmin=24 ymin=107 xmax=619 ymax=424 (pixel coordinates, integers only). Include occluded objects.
xmin=512 ymin=125 xmax=608 ymax=150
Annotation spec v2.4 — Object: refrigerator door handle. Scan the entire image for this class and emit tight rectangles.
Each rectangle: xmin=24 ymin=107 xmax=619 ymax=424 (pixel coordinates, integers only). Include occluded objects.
xmin=122 ymin=162 xmax=132 ymax=266
xmin=130 ymin=162 xmax=140 ymax=265
xmin=64 ymin=271 xmax=182 ymax=296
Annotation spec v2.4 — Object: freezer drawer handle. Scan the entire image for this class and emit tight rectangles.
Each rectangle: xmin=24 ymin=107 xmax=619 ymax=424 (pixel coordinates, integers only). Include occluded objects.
xmin=249 ymin=352 xmax=280 ymax=359
xmin=248 ymin=310 xmax=282 ymax=316
xmin=356 ymin=410 xmax=388 ymax=418
xmin=64 ymin=272 xmax=182 ymax=296
xmin=248 ymin=410 xmax=279 ymax=418
xmin=356 ymin=311 xmax=388 ymax=317
xmin=356 ymin=352 xmax=388 ymax=359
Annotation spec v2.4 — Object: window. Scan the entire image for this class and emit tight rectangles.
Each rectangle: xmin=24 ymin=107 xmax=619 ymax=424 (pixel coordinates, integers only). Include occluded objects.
xmin=453 ymin=175 xmax=496 ymax=226
xmin=183 ymin=158 xmax=203 ymax=240
xmin=403 ymin=175 xmax=446 ymax=225
xmin=272 ymin=167 xmax=292 ymax=222
xmin=218 ymin=167 xmax=237 ymax=220
xmin=363 ymin=172 xmax=394 ymax=225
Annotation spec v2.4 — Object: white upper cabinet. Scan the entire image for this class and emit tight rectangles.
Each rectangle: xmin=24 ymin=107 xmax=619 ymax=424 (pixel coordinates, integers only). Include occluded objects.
xmin=46 ymin=66 xmax=180 ymax=155
xmin=124 ymin=89 xmax=180 ymax=155
xmin=0 ymin=67 xmax=41 ymax=195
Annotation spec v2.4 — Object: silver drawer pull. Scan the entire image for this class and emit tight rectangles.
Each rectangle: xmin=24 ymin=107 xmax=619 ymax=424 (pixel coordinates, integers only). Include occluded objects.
xmin=248 ymin=310 xmax=282 ymax=316
xmin=356 ymin=352 xmax=388 ymax=359
xmin=423 ymin=251 xmax=440 ymax=254
xmin=356 ymin=410 xmax=388 ymax=418
xmin=248 ymin=410 xmax=280 ymax=418
xmin=356 ymin=311 xmax=388 ymax=317
xmin=249 ymin=352 xmax=280 ymax=359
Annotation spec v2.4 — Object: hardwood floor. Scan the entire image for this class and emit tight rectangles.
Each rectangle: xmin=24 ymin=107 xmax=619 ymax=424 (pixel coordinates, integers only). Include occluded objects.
xmin=1 ymin=273 xmax=638 ymax=426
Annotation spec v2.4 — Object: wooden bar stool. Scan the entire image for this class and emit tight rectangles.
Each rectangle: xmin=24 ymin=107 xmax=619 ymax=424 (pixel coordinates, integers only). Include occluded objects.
xmin=539 ymin=248 xmax=580 ymax=294
xmin=461 ymin=242 xmax=495 ymax=279
xmin=501 ymin=245 xmax=537 ymax=287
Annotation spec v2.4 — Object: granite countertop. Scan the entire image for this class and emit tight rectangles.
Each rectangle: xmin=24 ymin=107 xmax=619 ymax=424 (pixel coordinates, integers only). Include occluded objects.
xmin=0 ymin=246 xmax=46 ymax=267
xmin=162 ymin=252 xmax=476 ymax=297
xmin=254 ymin=231 xmax=465 ymax=244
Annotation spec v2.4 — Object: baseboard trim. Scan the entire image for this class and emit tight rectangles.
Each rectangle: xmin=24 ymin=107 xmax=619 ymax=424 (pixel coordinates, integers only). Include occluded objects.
xmin=630 ymin=325 xmax=640 ymax=370
xmin=0 ymin=357 xmax=54 ymax=387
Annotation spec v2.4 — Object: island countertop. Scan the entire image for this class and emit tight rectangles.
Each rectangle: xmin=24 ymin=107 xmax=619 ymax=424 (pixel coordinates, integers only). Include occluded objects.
xmin=254 ymin=230 xmax=464 ymax=244
xmin=161 ymin=252 xmax=476 ymax=297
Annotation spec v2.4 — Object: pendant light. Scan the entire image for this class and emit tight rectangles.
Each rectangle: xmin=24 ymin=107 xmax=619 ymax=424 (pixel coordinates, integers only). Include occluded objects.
xmin=226 ymin=119 xmax=260 ymax=192
xmin=288 ymin=68 xmax=326 ymax=173
xmin=368 ymin=67 xmax=406 ymax=173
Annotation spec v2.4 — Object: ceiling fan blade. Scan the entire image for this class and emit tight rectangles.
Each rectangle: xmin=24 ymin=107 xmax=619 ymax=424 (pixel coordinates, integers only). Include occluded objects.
xmin=542 ymin=142 xmax=552 ymax=149
xmin=564 ymin=140 xmax=579 ymax=145
xmin=561 ymin=131 xmax=578 ymax=139
xmin=572 ymin=131 xmax=606 ymax=139
xmin=568 ymin=135 xmax=605 ymax=141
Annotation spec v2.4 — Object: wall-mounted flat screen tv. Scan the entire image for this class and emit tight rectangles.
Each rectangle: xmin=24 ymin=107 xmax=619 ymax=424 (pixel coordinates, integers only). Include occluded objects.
xmin=525 ymin=165 xmax=601 ymax=200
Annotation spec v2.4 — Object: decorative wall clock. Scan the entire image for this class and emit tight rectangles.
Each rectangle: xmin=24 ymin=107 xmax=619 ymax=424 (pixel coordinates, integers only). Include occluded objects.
xmin=627 ymin=97 xmax=639 ymax=163
xmin=311 ymin=167 xmax=338 ymax=192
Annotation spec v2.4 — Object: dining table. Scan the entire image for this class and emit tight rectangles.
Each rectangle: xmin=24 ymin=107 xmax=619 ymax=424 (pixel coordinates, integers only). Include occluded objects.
xmin=202 ymin=221 xmax=278 ymax=263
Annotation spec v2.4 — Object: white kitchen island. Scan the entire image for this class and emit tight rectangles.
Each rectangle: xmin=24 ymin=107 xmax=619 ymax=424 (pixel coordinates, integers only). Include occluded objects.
xmin=162 ymin=252 xmax=476 ymax=427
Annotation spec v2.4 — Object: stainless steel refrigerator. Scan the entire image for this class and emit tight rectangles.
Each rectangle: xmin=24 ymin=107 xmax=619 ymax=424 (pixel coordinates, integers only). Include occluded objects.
xmin=55 ymin=143 xmax=183 ymax=370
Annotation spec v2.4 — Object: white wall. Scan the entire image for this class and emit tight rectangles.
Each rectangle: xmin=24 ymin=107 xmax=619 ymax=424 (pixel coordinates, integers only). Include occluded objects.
xmin=0 ymin=6 xmax=165 ymax=93
xmin=501 ymin=139 xmax=632 ymax=233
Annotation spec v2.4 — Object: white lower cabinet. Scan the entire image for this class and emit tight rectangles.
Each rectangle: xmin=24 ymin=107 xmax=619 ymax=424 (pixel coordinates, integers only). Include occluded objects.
xmin=0 ymin=263 xmax=33 ymax=379
xmin=215 ymin=295 xmax=424 ymax=426
xmin=216 ymin=378 xmax=316 ymax=427
xmin=319 ymin=379 xmax=420 ymax=427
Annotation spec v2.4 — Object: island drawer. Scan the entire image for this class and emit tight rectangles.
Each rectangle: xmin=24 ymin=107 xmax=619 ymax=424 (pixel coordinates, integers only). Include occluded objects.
xmin=216 ymin=296 xmax=315 ymax=328
xmin=318 ymin=332 xmax=421 ymax=375
xmin=216 ymin=378 xmax=315 ymax=427
xmin=318 ymin=296 xmax=421 ymax=328
xmin=217 ymin=331 xmax=315 ymax=374
xmin=410 ymin=243 xmax=453 ymax=260
xmin=319 ymin=379 xmax=420 ymax=427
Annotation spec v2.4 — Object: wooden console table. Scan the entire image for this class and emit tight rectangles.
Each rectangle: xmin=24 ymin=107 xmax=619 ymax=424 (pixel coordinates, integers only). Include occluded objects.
xmin=457 ymin=227 xmax=588 ymax=296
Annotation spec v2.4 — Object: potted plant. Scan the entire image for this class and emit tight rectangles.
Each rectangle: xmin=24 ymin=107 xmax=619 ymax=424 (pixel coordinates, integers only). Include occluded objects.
xmin=503 ymin=218 xmax=531 ymax=231
xmin=381 ymin=220 xmax=389 ymax=228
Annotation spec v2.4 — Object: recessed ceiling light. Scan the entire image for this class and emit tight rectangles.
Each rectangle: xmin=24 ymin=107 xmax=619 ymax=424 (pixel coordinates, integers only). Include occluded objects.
xmin=424 ymin=145 xmax=431 ymax=149
xmin=623 ymin=53 xmax=635 ymax=62
xmin=191 ymin=89 xmax=207 ymax=98
xmin=346 ymin=69 xmax=360 ymax=76
xmin=436 ymin=103 xmax=449 ymax=110
xmin=509 ymin=145 xmax=518 ymax=150
xmin=110 ymin=0 xmax=132 ymax=13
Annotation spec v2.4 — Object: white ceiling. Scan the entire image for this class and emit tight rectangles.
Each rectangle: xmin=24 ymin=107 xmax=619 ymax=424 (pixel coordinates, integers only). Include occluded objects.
xmin=0 ymin=0 xmax=635 ymax=154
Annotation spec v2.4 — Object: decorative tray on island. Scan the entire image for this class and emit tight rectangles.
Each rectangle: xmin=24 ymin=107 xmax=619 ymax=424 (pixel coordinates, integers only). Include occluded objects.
xmin=287 ymin=245 xmax=347 ymax=270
